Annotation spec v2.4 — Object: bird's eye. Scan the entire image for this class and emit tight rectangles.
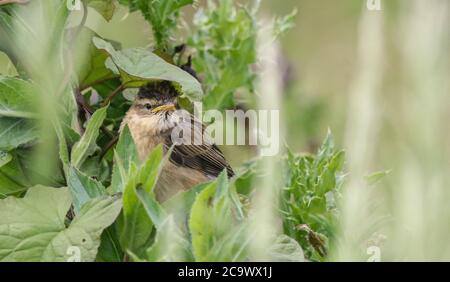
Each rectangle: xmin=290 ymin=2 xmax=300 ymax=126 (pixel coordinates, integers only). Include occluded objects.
xmin=144 ymin=103 xmax=152 ymax=110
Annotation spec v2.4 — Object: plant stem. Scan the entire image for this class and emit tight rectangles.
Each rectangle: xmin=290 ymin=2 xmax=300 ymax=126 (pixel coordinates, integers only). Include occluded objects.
xmin=75 ymin=87 xmax=115 ymax=139
xmin=102 ymin=84 xmax=125 ymax=107
xmin=79 ymin=76 xmax=120 ymax=91
xmin=99 ymin=135 xmax=119 ymax=161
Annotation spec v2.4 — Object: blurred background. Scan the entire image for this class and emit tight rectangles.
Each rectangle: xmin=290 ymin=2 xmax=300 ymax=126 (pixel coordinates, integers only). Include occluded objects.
xmin=1 ymin=0 xmax=449 ymax=261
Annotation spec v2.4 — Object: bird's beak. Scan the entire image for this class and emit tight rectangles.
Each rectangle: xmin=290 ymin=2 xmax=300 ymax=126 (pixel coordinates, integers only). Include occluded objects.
xmin=151 ymin=103 xmax=177 ymax=113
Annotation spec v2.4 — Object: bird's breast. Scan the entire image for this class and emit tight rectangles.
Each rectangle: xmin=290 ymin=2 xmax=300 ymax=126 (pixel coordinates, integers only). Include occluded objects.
xmin=120 ymin=111 xmax=209 ymax=202
xmin=121 ymin=113 xmax=166 ymax=160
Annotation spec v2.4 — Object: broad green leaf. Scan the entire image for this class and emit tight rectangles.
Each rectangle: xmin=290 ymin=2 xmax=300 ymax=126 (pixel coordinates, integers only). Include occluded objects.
xmin=71 ymin=106 xmax=108 ymax=168
xmin=0 ymin=0 xmax=70 ymax=77
xmin=0 ymin=117 xmax=39 ymax=151
xmin=317 ymin=167 xmax=336 ymax=196
xmin=67 ymin=166 xmax=107 ymax=213
xmin=119 ymin=145 xmax=164 ymax=256
xmin=136 ymin=170 xmax=193 ymax=261
xmin=0 ymin=186 xmax=122 ymax=262
xmin=189 ymin=179 xmax=246 ymax=261
xmin=53 ymin=118 xmax=70 ymax=173
xmin=162 ymin=182 xmax=209 ymax=228
xmin=135 ymin=186 xmax=166 ymax=229
xmin=0 ymin=76 xmax=37 ymax=118
xmin=214 ymin=171 xmax=245 ymax=220
xmin=110 ymin=126 xmax=138 ymax=193
xmin=214 ymin=170 xmax=229 ymax=201
xmin=15 ymin=148 xmax=65 ymax=188
xmin=0 ymin=10 xmax=14 ymax=56
xmin=189 ymin=183 xmax=217 ymax=261
xmin=0 ymin=151 xmax=29 ymax=198
xmin=134 ymin=144 xmax=164 ymax=191
xmin=93 ymin=37 xmax=203 ymax=102
xmin=146 ymin=216 xmax=192 ymax=262
xmin=329 ymin=151 xmax=345 ymax=171
xmin=65 ymin=194 xmax=122 ymax=261
xmin=57 ymin=88 xmax=81 ymax=148
xmin=268 ymin=235 xmax=305 ymax=262
xmin=116 ymin=164 xmax=151 ymax=256
xmin=71 ymin=27 xmax=119 ymax=89
xmin=0 ymin=151 xmax=11 ymax=168
xmin=96 ymin=225 xmax=123 ymax=262
xmin=86 ymin=0 xmax=116 ymax=21
xmin=79 ymin=155 xmax=110 ymax=183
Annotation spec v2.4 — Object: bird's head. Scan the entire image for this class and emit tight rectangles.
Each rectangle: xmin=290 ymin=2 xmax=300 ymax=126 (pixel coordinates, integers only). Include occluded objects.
xmin=130 ymin=81 xmax=178 ymax=118
xmin=123 ymin=81 xmax=182 ymax=136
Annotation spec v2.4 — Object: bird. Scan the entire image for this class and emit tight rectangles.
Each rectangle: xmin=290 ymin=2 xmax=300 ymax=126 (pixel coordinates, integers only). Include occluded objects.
xmin=120 ymin=81 xmax=234 ymax=202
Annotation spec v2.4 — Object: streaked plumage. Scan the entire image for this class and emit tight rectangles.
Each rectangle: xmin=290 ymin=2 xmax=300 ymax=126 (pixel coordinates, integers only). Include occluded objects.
xmin=120 ymin=81 xmax=234 ymax=202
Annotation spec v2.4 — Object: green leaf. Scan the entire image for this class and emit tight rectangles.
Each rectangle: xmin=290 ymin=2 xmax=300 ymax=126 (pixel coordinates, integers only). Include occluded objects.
xmin=317 ymin=167 xmax=336 ymax=196
xmin=0 ymin=186 xmax=122 ymax=262
xmin=116 ymin=165 xmax=153 ymax=257
xmin=0 ymin=76 xmax=37 ymax=118
xmin=281 ymin=131 xmax=346 ymax=260
xmin=365 ymin=170 xmax=391 ymax=186
xmin=146 ymin=216 xmax=192 ymax=262
xmin=96 ymin=225 xmax=123 ymax=262
xmin=136 ymin=186 xmax=166 ymax=229
xmin=315 ymin=129 xmax=335 ymax=166
xmin=189 ymin=179 xmax=247 ymax=261
xmin=0 ymin=0 xmax=70 ymax=77
xmin=189 ymin=183 xmax=216 ymax=261
xmin=71 ymin=106 xmax=108 ymax=168
xmin=53 ymin=119 xmax=70 ymax=173
xmin=268 ymin=235 xmax=305 ymax=262
xmin=0 ymin=151 xmax=29 ymax=198
xmin=110 ymin=125 xmax=138 ymax=193
xmin=329 ymin=151 xmax=345 ymax=171
xmin=214 ymin=171 xmax=245 ymax=220
xmin=273 ymin=8 xmax=298 ymax=38
xmin=214 ymin=170 xmax=229 ymax=201
xmin=0 ymin=148 xmax=66 ymax=197
xmin=119 ymin=145 xmax=164 ymax=255
xmin=162 ymin=182 xmax=209 ymax=228
xmin=135 ymin=161 xmax=193 ymax=262
xmin=86 ymin=0 xmax=116 ymax=21
xmin=0 ymin=10 xmax=14 ymax=56
xmin=67 ymin=166 xmax=107 ymax=213
xmin=71 ymin=28 xmax=119 ymax=89
xmin=189 ymin=0 xmax=258 ymax=110
xmin=0 ymin=151 xmax=11 ymax=168
xmin=136 ymin=144 xmax=164 ymax=190
xmin=78 ymin=155 xmax=110 ymax=182
xmin=0 ymin=117 xmax=39 ymax=151
xmin=93 ymin=37 xmax=203 ymax=102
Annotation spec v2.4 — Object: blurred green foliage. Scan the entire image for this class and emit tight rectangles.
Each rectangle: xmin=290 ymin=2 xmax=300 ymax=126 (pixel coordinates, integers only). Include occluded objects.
xmin=0 ymin=0 xmax=312 ymax=262
xmin=189 ymin=0 xmax=258 ymax=110
xmin=118 ymin=0 xmax=193 ymax=51
xmin=282 ymin=131 xmax=345 ymax=261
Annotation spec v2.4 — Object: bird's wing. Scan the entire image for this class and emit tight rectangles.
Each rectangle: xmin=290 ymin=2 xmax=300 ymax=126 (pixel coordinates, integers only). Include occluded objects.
xmin=163 ymin=115 xmax=234 ymax=178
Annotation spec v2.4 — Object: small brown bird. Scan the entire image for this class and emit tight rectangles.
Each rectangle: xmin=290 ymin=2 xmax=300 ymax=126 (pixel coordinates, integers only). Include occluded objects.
xmin=120 ymin=81 xmax=234 ymax=202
